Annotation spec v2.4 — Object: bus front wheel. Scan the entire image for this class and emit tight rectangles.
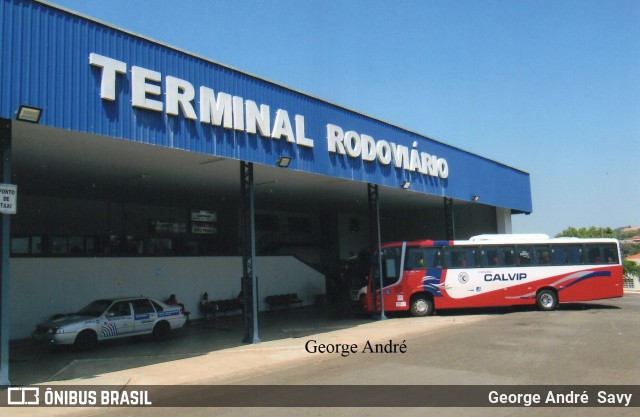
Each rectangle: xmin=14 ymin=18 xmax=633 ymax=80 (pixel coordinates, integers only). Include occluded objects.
xmin=536 ymin=289 xmax=558 ymax=311
xmin=410 ymin=295 xmax=434 ymax=317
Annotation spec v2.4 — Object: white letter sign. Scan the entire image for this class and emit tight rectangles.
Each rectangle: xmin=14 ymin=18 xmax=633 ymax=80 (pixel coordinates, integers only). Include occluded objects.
xmin=0 ymin=184 xmax=17 ymax=214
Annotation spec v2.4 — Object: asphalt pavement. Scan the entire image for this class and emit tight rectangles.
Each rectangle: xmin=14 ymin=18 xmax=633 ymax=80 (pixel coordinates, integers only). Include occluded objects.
xmin=3 ymin=290 xmax=639 ymax=417
xmin=8 ymin=302 xmax=491 ymax=386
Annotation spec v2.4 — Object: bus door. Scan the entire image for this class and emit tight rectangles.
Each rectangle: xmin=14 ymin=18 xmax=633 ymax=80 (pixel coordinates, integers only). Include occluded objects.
xmin=372 ymin=245 xmax=404 ymax=312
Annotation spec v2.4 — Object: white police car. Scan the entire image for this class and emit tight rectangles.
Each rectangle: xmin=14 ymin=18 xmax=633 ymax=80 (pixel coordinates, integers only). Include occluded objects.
xmin=32 ymin=296 xmax=187 ymax=350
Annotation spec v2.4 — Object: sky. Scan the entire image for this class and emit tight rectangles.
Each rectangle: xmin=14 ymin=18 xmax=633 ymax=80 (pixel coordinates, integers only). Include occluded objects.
xmin=47 ymin=0 xmax=639 ymax=236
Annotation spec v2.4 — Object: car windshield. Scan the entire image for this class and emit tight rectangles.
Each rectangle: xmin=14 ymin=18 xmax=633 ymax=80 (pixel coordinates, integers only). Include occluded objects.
xmin=77 ymin=299 xmax=113 ymax=317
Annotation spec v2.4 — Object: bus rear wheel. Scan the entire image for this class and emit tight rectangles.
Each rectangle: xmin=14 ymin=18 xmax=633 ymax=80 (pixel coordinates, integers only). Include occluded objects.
xmin=410 ymin=295 xmax=434 ymax=317
xmin=536 ymin=289 xmax=558 ymax=311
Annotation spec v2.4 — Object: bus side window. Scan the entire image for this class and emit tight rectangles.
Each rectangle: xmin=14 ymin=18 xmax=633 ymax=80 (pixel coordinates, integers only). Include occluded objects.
xmin=499 ymin=246 xmax=515 ymax=266
xmin=458 ymin=249 xmax=469 ymax=267
xmin=485 ymin=248 xmax=499 ymax=266
xmin=601 ymin=244 xmax=619 ymax=264
xmin=567 ymin=245 xmax=583 ymax=264
xmin=471 ymin=247 xmax=482 ymax=267
xmin=551 ymin=246 xmax=565 ymax=265
xmin=517 ymin=246 xmax=532 ymax=265
xmin=433 ymin=251 xmax=441 ymax=268
xmin=446 ymin=247 xmax=477 ymax=268
xmin=423 ymin=247 xmax=443 ymax=268
xmin=538 ymin=252 xmax=551 ymax=265
xmin=444 ymin=248 xmax=458 ymax=268
xmin=586 ymin=245 xmax=601 ymax=264
xmin=533 ymin=245 xmax=551 ymax=265
xmin=405 ymin=247 xmax=424 ymax=270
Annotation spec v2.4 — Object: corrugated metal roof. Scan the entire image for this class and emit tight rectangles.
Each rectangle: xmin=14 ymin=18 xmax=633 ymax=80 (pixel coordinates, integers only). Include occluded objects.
xmin=0 ymin=0 xmax=532 ymax=212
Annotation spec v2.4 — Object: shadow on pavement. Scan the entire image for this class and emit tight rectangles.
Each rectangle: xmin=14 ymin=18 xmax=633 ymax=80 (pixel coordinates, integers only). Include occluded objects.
xmin=8 ymin=298 xmax=622 ymax=385
xmin=9 ymin=303 xmax=371 ymax=386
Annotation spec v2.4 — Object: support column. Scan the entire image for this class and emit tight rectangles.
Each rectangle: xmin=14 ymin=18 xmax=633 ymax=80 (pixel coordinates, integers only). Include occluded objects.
xmin=240 ymin=161 xmax=260 ymax=344
xmin=496 ymin=207 xmax=513 ymax=234
xmin=444 ymin=197 xmax=455 ymax=241
xmin=367 ymin=184 xmax=386 ymax=320
xmin=0 ymin=118 xmax=11 ymax=386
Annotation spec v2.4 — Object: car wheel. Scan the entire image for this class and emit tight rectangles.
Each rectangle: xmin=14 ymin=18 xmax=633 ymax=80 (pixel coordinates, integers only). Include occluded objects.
xmin=152 ymin=321 xmax=170 ymax=341
xmin=410 ymin=295 xmax=434 ymax=317
xmin=74 ymin=330 xmax=97 ymax=351
xmin=536 ymin=289 xmax=558 ymax=311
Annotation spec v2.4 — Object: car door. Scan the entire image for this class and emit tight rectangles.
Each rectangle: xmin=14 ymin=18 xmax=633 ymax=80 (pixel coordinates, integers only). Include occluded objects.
xmin=101 ymin=300 xmax=134 ymax=339
xmin=132 ymin=298 xmax=158 ymax=334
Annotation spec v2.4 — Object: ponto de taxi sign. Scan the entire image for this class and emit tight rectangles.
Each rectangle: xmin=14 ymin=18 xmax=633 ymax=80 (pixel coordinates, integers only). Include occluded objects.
xmin=0 ymin=183 xmax=17 ymax=214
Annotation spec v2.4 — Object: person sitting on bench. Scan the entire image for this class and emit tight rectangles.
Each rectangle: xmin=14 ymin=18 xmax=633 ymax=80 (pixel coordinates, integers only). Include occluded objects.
xmin=166 ymin=294 xmax=190 ymax=323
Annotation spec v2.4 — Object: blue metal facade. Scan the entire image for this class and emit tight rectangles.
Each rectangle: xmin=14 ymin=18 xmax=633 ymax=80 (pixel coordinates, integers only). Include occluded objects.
xmin=0 ymin=0 xmax=532 ymax=213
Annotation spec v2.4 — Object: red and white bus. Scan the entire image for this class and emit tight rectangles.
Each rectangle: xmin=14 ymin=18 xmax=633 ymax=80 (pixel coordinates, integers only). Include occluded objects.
xmin=362 ymin=234 xmax=624 ymax=316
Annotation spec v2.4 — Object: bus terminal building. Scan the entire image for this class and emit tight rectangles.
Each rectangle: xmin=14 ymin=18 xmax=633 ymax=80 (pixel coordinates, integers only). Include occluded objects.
xmin=0 ymin=0 xmax=532 ymax=356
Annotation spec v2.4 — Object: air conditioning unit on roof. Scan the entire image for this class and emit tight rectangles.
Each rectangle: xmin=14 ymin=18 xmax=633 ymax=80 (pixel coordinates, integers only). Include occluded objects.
xmin=469 ymin=234 xmax=550 ymax=242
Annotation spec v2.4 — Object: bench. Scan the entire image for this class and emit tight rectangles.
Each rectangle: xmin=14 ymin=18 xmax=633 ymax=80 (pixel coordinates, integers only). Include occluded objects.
xmin=200 ymin=299 xmax=243 ymax=320
xmin=265 ymin=294 xmax=303 ymax=310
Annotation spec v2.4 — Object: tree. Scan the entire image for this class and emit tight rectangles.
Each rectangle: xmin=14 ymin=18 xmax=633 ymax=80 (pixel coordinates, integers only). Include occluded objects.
xmin=621 ymin=242 xmax=640 ymax=258
xmin=555 ymin=226 xmax=616 ymax=239
xmin=623 ymin=260 xmax=640 ymax=279
xmin=618 ymin=227 xmax=640 ymax=240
